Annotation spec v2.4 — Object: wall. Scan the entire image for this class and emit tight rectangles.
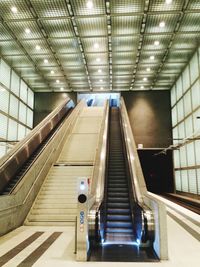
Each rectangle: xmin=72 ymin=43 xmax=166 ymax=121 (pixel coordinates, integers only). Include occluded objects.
xmin=0 ymin=58 xmax=34 ymax=158
xmin=122 ymin=90 xmax=172 ymax=148
xmin=34 ymin=92 xmax=77 ymax=126
xmin=171 ymin=47 xmax=200 ymax=197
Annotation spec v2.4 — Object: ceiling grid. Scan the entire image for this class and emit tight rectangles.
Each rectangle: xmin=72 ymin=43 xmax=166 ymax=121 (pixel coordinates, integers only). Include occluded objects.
xmin=0 ymin=0 xmax=199 ymax=92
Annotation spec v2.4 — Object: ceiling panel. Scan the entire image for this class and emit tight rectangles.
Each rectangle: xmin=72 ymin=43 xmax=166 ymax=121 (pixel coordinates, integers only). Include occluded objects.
xmin=0 ymin=40 xmax=23 ymax=55
xmin=76 ymin=17 xmax=107 ymax=37
xmin=145 ymin=14 xmax=180 ymax=33
xmin=81 ymin=37 xmax=108 ymax=53
xmin=50 ymin=38 xmax=80 ymax=54
xmin=41 ymin=19 xmax=75 ymax=38
xmin=149 ymin=0 xmax=183 ymax=12
xmin=71 ymin=0 xmax=105 ymax=16
xmin=112 ymin=36 xmax=139 ymax=52
xmin=6 ymin=20 xmax=43 ymax=40
xmin=110 ymin=0 xmax=144 ymax=14
xmin=112 ymin=16 xmax=142 ymax=36
xmin=30 ymin=0 xmax=69 ymax=18
xmin=0 ymin=1 xmax=33 ymax=21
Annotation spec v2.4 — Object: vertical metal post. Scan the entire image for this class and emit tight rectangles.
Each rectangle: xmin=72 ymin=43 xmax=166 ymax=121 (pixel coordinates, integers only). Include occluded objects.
xmin=76 ymin=177 xmax=89 ymax=261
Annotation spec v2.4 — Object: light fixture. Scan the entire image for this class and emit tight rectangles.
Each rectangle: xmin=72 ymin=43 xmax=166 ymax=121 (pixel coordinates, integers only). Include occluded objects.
xmin=36 ymin=45 xmax=41 ymax=50
xmin=154 ymin=40 xmax=160 ymax=46
xmin=60 ymin=87 xmax=64 ymax=91
xmin=44 ymin=59 xmax=48 ymax=64
xmin=140 ymin=86 xmax=144 ymax=89
xmin=50 ymin=70 xmax=55 ymax=74
xmin=166 ymin=0 xmax=172 ymax=4
xmin=25 ymin=28 xmax=31 ymax=34
xmin=11 ymin=6 xmax=18 ymax=13
xmin=99 ymin=79 xmax=103 ymax=82
xmin=94 ymin=43 xmax=99 ymax=49
xmin=100 ymin=87 xmax=104 ymax=90
xmin=86 ymin=1 xmax=93 ymax=9
xmin=0 ymin=88 xmax=5 ymax=92
xmin=56 ymin=79 xmax=60 ymax=84
xmin=143 ymin=77 xmax=147 ymax=81
xmin=96 ymin=58 xmax=101 ymax=62
xmin=98 ymin=69 xmax=102 ymax=73
xmin=150 ymin=55 xmax=155 ymax=60
xmin=159 ymin=21 xmax=165 ymax=28
xmin=146 ymin=68 xmax=151 ymax=72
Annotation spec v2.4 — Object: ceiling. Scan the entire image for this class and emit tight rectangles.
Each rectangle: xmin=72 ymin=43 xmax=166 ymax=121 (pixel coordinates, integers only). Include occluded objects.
xmin=0 ymin=0 xmax=199 ymax=93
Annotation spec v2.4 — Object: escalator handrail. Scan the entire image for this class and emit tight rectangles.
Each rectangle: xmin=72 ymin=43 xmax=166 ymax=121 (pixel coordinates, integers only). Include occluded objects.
xmin=0 ymin=97 xmax=74 ymax=193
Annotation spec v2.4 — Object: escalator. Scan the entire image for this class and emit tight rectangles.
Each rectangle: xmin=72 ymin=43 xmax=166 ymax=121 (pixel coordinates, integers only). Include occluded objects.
xmin=105 ymin=108 xmax=134 ymax=243
xmin=89 ymin=107 xmax=157 ymax=261
xmin=0 ymin=98 xmax=73 ymax=196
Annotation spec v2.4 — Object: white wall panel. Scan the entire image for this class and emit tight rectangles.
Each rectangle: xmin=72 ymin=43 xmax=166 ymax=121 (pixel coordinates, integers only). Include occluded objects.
xmin=177 ymin=99 xmax=184 ymax=122
xmin=173 ymin=150 xmax=180 ymax=168
xmin=0 ymin=87 xmax=9 ymax=113
xmin=27 ymin=88 xmax=34 ymax=109
xmin=182 ymin=66 xmax=190 ymax=93
xmin=191 ymin=79 xmax=200 ymax=111
xmin=186 ymin=142 xmax=195 ymax=166
xmin=171 ymin=85 xmax=176 ymax=106
xmin=185 ymin=115 xmax=193 ymax=137
xmin=20 ymin=80 xmax=28 ymax=103
xmin=180 ymin=146 xmax=187 ymax=167
xmin=188 ymin=169 xmax=197 ymax=194
xmin=11 ymin=71 xmax=20 ymax=96
xmin=194 ymin=141 xmax=200 ymax=165
xmin=175 ymin=171 xmax=181 ymax=191
xmin=176 ymin=77 xmax=183 ymax=101
xmin=172 ymin=106 xmax=177 ymax=126
xmin=172 ymin=127 xmax=178 ymax=145
xmin=0 ymin=59 xmax=10 ymax=88
xmin=7 ymin=119 xmax=18 ymax=141
xmin=18 ymin=124 xmax=26 ymax=140
xmin=183 ymin=91 xmax=192 ymax=116
xmin=197 ymin=169 xmax=200 ymax=194
xmin=181 ymin=170 xmax=189 ymax=192
xmin=190 ymin=52 xmax=199 ymax=84
xmin=0 ymin=113 xmax=8 ymax=139
xmin=27 ymin=108 xmax=33 ymax=128
xmin=9 ymin=94 xmax=19 ymax=119
xmin=19 ymin=102 xmax=27 ymax=124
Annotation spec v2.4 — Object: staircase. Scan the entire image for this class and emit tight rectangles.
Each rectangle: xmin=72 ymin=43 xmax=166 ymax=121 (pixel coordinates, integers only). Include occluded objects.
xmin=25 ymin=166 xmax=92 ymax=226
xmin=105 ymin=108 xmax=134 ymax=243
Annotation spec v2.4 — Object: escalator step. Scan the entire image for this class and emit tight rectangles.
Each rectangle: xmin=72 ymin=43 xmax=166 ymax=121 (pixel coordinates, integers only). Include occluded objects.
xmin=107 ymin=221 xmax=133 ymax=228
xmin=106 ymin=228 xmax=133 ymax=234
xmin=107 ymin=208 xmax=131 ymax=215
xmin=107 ymin=214 xmax=132 ymax=221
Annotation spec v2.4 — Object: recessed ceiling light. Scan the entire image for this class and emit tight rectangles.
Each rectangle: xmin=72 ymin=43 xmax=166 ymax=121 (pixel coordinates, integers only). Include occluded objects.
xmin=25 ymin=28 xmax=31 ymax=34
xmin=60 ymin=87 xmax=64 ymax=91
xmin=36 ymin=45 xmax=41 ymax=50
xmin=98 ymin=69 xmax=102 ymax=73
xmin=94 ymin=43 xmax=99 ymax=49
xmin=11 ymin=6 xmax=18 ymax=13
xmin=159 ymin=21 xmax=165 ymax=28
xmin=100 ymin=87 xmax=104 ymax=90
xmin=166 ymin=0 xmax=172 ymax=4
xmin=96 ymin=58 xmax=101 ymax=62
xmin=146 ymin=68 xmax=151 ymax=72
xmin=86 ymin=1 xmax=93 ymax=9
xmin=154 ymin=40 xmax=160 ymax=46
xmin=44 ymin=59 xmax=48 ymax=64
xmin=99 ymin=79 xmax=103 ymax=82
xmin=56 ymin=80 xmax=60 ymax=84
xmin=150 ymin=55 xmax=155 ymax=60
xmin=140 ymin=86 xmax=144 ymax=89
xmin=50 ymin=70 xmax=55 ymax=74
xmin=143 ymin=77 xmax=147 ymax=81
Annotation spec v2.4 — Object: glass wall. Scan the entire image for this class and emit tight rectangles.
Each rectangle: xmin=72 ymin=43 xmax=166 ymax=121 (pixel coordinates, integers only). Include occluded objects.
xmin=0 ymin=58 xmax=34 ymax=158
xmin=171 ymin=47 xmax=200 ymax=196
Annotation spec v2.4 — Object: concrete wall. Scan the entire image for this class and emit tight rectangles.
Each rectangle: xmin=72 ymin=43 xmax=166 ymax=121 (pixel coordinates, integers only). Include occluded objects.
xmin=34 ymin=92 xmax=77 ymax=126
xmin=122 ymin=91 xmax=172 ymax=148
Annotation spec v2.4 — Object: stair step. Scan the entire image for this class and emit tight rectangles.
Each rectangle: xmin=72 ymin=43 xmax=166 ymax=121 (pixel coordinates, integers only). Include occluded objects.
xmin=107 ymin=214 xmax=132 ymax=221
xmin=106 ymin=228 xmax=133 ymax=233
xmin=107 ymin=221 xmax=133 ymax=228
xmin=107 ymin=197 xmax=129 ymax=203
xmin=28 ymin=214 xmax=76 ymax=221
xmin=107 ymin=208 xmax=131 ymax=215
xmin=107 ymin=203 xmax=130 ymax=208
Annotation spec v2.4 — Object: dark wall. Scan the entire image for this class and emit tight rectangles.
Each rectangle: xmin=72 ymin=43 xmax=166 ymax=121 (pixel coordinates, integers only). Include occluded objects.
xmin=34 ymin=92 xmax=77 ymax=126
xmin=138 ymin=149 xmax=174 ymax=194
xmin=121 ymin=91 xmax=172 ymax=148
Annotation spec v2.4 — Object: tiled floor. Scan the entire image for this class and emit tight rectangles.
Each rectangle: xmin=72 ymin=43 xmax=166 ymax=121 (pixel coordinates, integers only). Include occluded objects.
xmin=0 ymin=215 xmax=199 ymax=267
